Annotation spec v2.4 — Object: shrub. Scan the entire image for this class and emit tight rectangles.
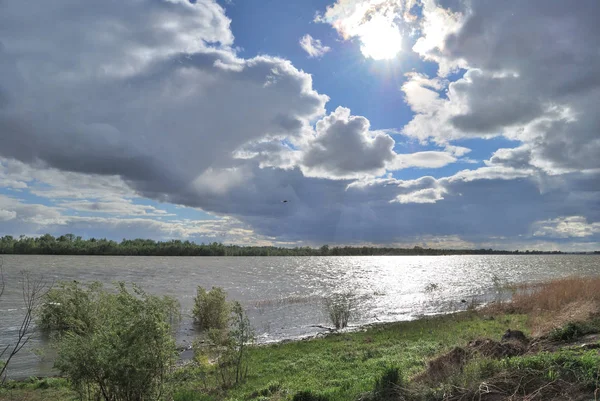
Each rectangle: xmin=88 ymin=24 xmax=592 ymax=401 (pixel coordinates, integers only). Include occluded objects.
xmin=324 ymin=292 xmax=354 ymax=329
xmin=292 ymin=390 xmax=330 ymax=401
xmin=193 ymin=286 xmax=230 ymax=331
xmin=38 ymin=281 xmax=180 ymax=336
xmin=372 ymin=367 xmax=402 ymax=401
xmin=54 ymin=283 xmax=177 ymax=401
xmin=549 ymin=321 xmax=598 ymax=342
xmin=194 ymin=301 xmax=255 ymax=388
xmin=37 ymin=281 xmax=103 ymax=334
xmin=1 ymin=269 xmax=50 ymax=384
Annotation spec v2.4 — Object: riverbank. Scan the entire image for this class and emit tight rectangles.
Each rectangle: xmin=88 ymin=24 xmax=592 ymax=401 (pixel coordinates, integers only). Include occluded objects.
xmin=0 ymin=311 xmax=527 ymax=401
xmin=3 ymin=311 xmax=600 ymax=401
xmin=2 ymin=276 xmax=600 ymax=401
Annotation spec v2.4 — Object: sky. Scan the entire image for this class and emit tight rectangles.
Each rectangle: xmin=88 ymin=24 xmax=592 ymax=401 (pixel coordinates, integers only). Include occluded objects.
xmin=0 ymin=0 xmax=599 ymax=251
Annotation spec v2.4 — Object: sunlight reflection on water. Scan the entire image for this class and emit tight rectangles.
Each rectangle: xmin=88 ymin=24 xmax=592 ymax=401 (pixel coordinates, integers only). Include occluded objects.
xmin=0 ymin=254 xmax=599 ymax=378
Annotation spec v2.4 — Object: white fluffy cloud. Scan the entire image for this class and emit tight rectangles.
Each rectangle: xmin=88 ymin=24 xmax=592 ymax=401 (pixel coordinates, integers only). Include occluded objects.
xmin=533 ymin=217 xmax=600 ymax=239
xmin=234 ymin=107 xmax=456 ymax=180
xmin=299 ymin=34 xmax=331 ymax=58
xmin=300 ymin=107 xmax=455 ymax=179
xmin=301 ymin=107 xmax=396 ymax=178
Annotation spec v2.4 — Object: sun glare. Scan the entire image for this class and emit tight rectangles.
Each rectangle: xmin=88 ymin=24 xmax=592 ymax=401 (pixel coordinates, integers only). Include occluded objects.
xmin=358 ymin=17 xmax=402 ymax=60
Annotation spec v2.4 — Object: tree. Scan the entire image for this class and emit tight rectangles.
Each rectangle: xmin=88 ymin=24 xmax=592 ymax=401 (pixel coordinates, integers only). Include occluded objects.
xmin=54 ymin=283 xmax=177 ymax=401
xmin=0 ymin=264 xmax=51 ymax=384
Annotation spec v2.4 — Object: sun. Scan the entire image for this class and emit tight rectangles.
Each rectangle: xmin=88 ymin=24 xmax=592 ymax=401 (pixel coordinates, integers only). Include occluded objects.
xmin=357 ymin=17 xmax=402 ymax=61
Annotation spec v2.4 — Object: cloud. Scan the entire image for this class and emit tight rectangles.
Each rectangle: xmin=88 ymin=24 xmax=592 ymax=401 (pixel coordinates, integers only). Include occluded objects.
xmin=0 ymin=210 xmax=17 ymax=222
xmin=233 ymin=107 xmax=456 ymax=180
xmin=0 ymin=158 xmax=134 ymax=200
xmin=0 ymin=195 xmax=65 ymax=227
xmin=0 ymin=0 xmax=328 ymax=207
xmin=316 ymin=0 xmax=409 ymax=59
xmin=533 ymin=216 xmax=600 ymax=239
xmin=0 ymin=194 xmax=277 ymax=245
xmin=299 ymin=34 xmax=331 ymax=58
xmin=402 ymin=0 xmax=600 ymax=174
xmin=57 ymin=200 xmax=173 ymax=217
xmin=0 ymin=0 xmax=598 ymax=251
xmin=391 ymin=151 xmax=456 ymax=170
xmin=301 ymin=107 xmax=396 ymax=178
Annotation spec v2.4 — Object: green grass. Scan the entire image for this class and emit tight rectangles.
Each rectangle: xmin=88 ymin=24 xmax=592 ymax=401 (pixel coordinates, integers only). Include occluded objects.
xmin=0 ymin=312 xmax=528 ymax=401
xmin=0 ymin=378 xmax=75 ymax=401
xmin=173 ymin=312 xmax=527 ymax=401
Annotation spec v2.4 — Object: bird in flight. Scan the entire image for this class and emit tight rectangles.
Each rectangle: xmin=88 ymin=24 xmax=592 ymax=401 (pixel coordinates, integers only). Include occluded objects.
xmin=281 ymin=200 xmax=289 ymax=203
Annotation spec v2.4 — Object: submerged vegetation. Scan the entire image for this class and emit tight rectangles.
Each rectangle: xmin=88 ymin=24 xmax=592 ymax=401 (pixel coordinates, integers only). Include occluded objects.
xmin=2 ymin=275 xmax=600 ymax=400
xmin=193 ymin=287 xmax=231 ymax=331
xmin=324 ymin=292 xmax=355 ymax=330
xmin=0 ymin=234 xmax=570 ymax=256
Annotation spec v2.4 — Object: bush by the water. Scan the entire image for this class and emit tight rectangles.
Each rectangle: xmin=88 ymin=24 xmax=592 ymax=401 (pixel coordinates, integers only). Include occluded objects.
xmin=53 ymin=283 xmax=178 ymax=401
xmin=324 ymin=292 xmax=354 ymax=329
xmin=38 ymin=281 xmax=180 ymax=335
xmin=193 ymin=286 xmax=230 ymax=331
xmin=193 ymin=301 xmax=255 ymax=388
xmin=37 ymin=281 xmax=103 ymax=334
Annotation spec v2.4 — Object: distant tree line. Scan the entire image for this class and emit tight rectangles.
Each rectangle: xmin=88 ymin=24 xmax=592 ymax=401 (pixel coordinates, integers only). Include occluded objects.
xmin=0 ymin=234 xmax=569 ymax=256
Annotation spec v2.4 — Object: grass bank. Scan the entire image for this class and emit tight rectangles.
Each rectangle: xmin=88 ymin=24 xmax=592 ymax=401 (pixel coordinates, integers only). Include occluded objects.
xmin=0 ymin=312 xmax=528 ymax=401
xmin=2 ymin=276 xmax=600 ymax=401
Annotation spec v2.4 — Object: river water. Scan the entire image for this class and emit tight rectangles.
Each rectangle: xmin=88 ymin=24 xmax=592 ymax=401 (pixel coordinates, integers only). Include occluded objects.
xmin=1 ymin=254 xmax=599 ymax=378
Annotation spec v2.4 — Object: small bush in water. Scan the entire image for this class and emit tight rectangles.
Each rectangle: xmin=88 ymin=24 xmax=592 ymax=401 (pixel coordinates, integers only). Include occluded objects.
xmin=193 ymin=286 xmax=230 ymax=331
xmin=37 ymin=281 xmax=103 ymax=334
xmin=324 ymin=292 xmax=354 ymax=329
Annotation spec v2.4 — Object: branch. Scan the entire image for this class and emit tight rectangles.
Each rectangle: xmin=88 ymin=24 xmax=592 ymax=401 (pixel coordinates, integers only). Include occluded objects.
xmin=309 ymin=324 xmax=335 ymax=332
xmin=0 ymin=257 xmax=5 ymax=299
xmin=0 ymin=271 xmax=51 ymax=382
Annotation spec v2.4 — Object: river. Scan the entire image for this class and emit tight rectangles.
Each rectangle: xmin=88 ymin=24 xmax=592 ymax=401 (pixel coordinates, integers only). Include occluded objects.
xmin=0 ymin=254 xmax=599 ymax=378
